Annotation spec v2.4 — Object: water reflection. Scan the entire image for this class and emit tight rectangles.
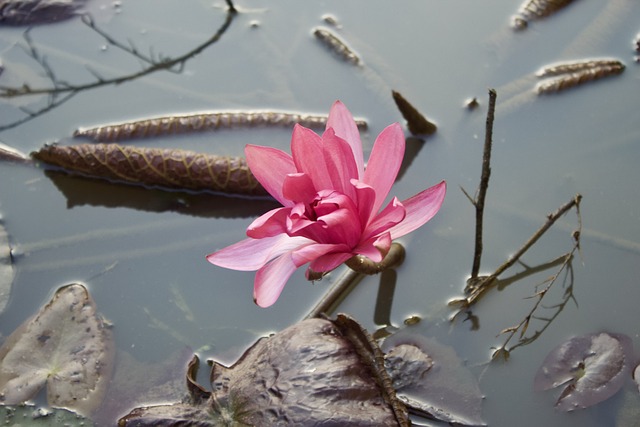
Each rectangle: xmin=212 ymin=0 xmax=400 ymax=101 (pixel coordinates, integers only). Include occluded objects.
xmin=46 ymin=170 xmax=279 ymax=218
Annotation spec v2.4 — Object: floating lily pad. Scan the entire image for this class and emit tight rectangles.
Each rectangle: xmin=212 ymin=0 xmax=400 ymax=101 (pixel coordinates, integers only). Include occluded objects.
xmin=534 ymin=332 xmax=633 ymax=411
xmin=0 ymin=218 xmax=14 ymax=316
xmin=0 ymin=283 xmax=114 ymax=416
xmin=382 ymin=329 xmax=486 ymax=426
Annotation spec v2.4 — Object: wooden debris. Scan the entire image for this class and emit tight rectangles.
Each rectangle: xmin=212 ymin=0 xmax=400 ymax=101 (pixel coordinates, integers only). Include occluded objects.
xmin=313 ymin=27 xmax=361 ymax=65
xmin=391 ymin=90 xmax=437 ymax=136
xmin=32 ymin=143 xmax=268 ymax=197
xmin=512 ymin=0 xmax=579 ymax=30
xmin=536 ymin=59 xmax=625 ymax=94
xmin=74 ymin=111 xmax=368 ymax=142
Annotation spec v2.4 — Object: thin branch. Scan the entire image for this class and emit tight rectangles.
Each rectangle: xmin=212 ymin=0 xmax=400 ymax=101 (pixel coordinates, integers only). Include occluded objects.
xmin=457 ymin=194 xmax=582 ymax=307
xmin=470 ymin=88 xmax=497 ymax=279
xmin=0 ymin=7 xmax=237 ymax=131
xmin=492 ymin=243 xmax=578 ymax=360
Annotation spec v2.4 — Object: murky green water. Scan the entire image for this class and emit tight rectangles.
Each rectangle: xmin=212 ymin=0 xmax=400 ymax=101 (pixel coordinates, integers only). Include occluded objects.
xmin=1 ymin=0 xmax=639 ymax=425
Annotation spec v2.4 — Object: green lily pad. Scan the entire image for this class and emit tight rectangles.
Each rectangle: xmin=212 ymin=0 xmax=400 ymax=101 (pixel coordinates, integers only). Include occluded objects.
xmin=0 ymin=218 xmax=14 ymax=316
xmin=0 ymin=283 xmax=114 ymax=416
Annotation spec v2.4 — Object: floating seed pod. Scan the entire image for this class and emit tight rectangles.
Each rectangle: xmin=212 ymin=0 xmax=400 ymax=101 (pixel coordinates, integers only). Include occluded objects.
xmin=536 ymin=59 xmax=625 ymax=94
xmin=391 ymin=90 xmax=437 ymax=136
xmin=32 ymin=143 xmax=268 ymax=197
xmin=313 ymin=27 xmax=361 ymax=65
xmin=512 ymin=0 xmax=579 ymax=30
xmin=74 ymin=111 xmax=368 ymax=142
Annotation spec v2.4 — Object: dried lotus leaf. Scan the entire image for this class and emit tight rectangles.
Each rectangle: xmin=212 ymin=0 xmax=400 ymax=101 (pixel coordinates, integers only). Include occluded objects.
xmin=32 ymin=143 xmax=268 ymax=197
xmin=121 ymin=317 xmax=406 ymax=426
xmin=73 ymin=111 xmax=368 ymax=142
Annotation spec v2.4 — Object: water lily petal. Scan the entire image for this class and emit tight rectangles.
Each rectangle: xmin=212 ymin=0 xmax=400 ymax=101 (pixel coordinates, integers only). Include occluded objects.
xmin=291 ymin=124 xmax=332 ymax=191
xmin=363 ymin=123 xmax=405 ymax=214
xmin=291 ymin=242 xmax=350 ymax=268
xmin=363 ymin=197 xmax=406 ymax=241
xmin=245 ymin=144 xmax=295 ymax=206
xmin=206 ymin=234 xmax=310 ymax=271
xmin=354 ymin=232 xmax=392 ymax=262
xmin=253 ymin=253 xmax=299 ymax=307
xmin=316 ymin=203 xmax=362 ymax=247
xmin=308 ymin=251 xmax=354 ymax=274
xmin=326 ymin=101 xmax=364 ymax=177
xmin=387 ymin=181 xmax=446 ymax=240
xmin=321 ymin=128 xmax=358 ymax=200
xmin=282 ymin=173 xmax=316 ymax=204
xmin=352 ymin=180 xmax=376 ymax=228
xmin=246 ymin=207 xmax=291 ymax=238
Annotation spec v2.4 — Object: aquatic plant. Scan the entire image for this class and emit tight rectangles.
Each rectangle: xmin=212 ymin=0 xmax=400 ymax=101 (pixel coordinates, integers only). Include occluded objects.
xmin=206 ymin=101 xmax=446 ymax=307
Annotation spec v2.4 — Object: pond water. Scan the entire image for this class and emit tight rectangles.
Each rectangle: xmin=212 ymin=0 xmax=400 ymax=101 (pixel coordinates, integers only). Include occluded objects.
xmin=1 ymin=0 xmax=639 ymax=425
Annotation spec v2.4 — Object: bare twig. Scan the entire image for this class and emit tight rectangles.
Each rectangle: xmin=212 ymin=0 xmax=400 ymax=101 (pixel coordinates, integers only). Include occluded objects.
xmin=469 ymin=88 xmax=497 ymax=279
xmin=0 ymin=7 xmax=237 ymax=131
xmin=492 ymin=242 xmax=579 ymax=360
xmin=456 ymin=194 xmax=582 ymax=307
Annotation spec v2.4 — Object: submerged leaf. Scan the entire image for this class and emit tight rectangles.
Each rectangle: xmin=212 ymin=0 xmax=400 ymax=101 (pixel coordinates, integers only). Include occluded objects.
xmin=0 ymin=218 xmax=14 ymax=316
xmin=382 ymin=329 xmax=486 ymax=426
xmin=0 ymin=283 xmax=114 ymax=416
xmin=32 ymin=143 xmax=268 ymax=197
xmin=534 ymin=332 xmax=633 ymax=411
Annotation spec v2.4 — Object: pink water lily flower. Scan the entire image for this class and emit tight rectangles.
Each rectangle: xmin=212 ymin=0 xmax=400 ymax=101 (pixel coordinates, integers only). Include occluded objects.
xmin=207 ymin=101 xmax=446 ymax=307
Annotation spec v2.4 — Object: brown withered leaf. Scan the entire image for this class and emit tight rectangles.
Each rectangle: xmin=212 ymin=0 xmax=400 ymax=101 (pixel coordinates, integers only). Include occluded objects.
xmin=119 ymin=317 xmax=408 ymax=426
xmin=32 ymin=143 xmax=268 ymax=197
